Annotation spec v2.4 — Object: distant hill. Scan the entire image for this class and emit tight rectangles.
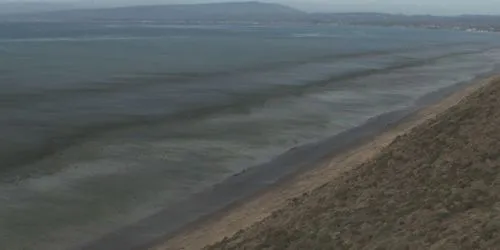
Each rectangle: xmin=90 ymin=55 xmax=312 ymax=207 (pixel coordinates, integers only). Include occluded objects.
xmin=2 ymin=2 xmax=500 ymax=31
xmin=310 ymin=13 xmax=500 ymax=31
xmin=2 ymin=1 xmax=306 ymax=22
xmin=0 ymin=2 xmax=78 ymax=15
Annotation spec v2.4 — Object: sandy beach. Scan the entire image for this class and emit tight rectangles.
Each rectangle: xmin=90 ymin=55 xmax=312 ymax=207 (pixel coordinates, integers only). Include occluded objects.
xmin=152 ymin=74 xmax=498 ymax=250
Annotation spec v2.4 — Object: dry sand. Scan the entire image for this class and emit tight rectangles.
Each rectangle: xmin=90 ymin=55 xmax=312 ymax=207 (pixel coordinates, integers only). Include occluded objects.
xmin=153 ymin=76 xmax=497 ymax=250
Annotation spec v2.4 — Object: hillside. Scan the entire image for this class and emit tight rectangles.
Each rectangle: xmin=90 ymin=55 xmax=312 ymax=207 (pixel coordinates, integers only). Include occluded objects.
xmin=310 ymin=13 xmax=500 ymax=31
xmin=2 ymin=2 xmax=306 ymax=22
xmin=206 ymin=78 xmax=500 ymax=249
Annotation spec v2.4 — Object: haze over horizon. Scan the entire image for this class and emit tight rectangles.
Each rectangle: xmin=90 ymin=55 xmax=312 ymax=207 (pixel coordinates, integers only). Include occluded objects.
xmin=0 ymin=0 xmax=500 ymax=15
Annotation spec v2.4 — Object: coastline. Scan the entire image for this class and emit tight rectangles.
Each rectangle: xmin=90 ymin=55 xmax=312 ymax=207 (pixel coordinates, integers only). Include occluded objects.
xmin=2 ymin=21 xmax=499 ymax=250
xmin=150 ymin=74 xmax=498 ymax=250
xmin=78 ymin=71 xmax=497 ymax=250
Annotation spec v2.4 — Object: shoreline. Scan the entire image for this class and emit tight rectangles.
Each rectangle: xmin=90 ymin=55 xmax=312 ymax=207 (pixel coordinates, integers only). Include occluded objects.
xmin=79 ymin=72 xmax=497 ymax=250
xmin=151 ymin=74 xmax=498 ymax=250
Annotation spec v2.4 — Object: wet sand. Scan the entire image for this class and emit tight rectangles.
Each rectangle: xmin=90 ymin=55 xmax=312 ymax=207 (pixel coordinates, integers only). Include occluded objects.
xmin=152 ymin=76 xmax=498 ymax=250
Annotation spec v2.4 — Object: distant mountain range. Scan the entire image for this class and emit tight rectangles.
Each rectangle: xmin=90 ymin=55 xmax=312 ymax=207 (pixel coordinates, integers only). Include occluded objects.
xmin=0 ymin=2 xmax=79 ymax=15
xmin=1 ymin=1 xmax=500 ymax=32
xmin=0 ymin=2 xmax=307 ymax=22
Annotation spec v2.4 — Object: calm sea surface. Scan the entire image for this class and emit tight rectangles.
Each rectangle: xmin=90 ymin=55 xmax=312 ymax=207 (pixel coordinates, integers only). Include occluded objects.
xmin=0 ymin=22 xmax=499 ymax=249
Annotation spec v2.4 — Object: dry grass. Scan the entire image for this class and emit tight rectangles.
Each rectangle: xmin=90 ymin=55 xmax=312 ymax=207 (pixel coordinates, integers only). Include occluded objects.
xmin=206 ymin=78 xmax=500 ymax=250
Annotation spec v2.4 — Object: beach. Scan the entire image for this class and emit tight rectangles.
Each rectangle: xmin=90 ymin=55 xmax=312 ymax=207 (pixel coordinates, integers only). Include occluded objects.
xmin=151 ymin=74 xmax=498 ymax=249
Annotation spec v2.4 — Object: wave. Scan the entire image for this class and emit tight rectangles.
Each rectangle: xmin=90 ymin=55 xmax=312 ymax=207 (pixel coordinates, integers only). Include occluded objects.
xmin=292 ymin=33 xmax=323 ymax=38
xmin=292 ymin=33 xmax=349 ymax=38
xmin=0 ymin=47 xmax=491 ymax=179
xmin=0 ymin=36 xmax=180 ymax=43
xmin=1 ymin=42 xmax=483 ymax=102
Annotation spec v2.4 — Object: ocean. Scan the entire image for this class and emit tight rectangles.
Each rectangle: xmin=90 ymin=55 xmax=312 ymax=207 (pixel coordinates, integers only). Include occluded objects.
xmin=0 ymin=22 xmax=499 ymax=249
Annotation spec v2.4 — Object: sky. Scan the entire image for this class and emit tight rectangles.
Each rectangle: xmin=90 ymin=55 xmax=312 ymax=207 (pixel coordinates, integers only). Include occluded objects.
xmin=1 ymin=0 xmax=500 ymax=15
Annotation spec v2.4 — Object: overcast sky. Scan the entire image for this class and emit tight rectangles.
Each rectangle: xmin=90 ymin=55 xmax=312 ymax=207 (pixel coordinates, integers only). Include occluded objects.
xmin=1 ymin=0 xmax=500 ymax=15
